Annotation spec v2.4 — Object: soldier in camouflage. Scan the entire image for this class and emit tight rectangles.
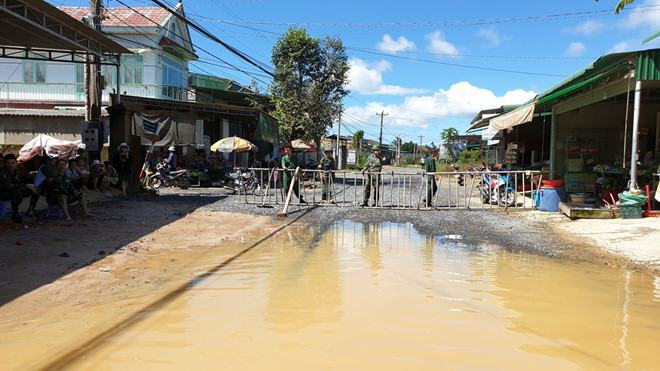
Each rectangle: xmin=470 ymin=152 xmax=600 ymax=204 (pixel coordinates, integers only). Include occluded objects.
xmin=361 ymin=144 xmax=383 ymax=207
xmin=281 ymin=145 xmax=305 ymax=203
xmin=318 ymin=148 xmax=335 ymax=203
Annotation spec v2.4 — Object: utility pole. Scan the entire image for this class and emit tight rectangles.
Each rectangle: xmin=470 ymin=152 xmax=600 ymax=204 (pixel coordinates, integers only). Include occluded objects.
xmin=335 ymin=110 xmax=342 ymax=170
xmin=85 ymin=0 xmax=103 ymax=159
xmin=376 ymin=110 xmax=388 ymax=146
xmin=396 ymin=137 xmax=401 ymax=165
xmin=418 ymin=135 xmax=424 ymax=161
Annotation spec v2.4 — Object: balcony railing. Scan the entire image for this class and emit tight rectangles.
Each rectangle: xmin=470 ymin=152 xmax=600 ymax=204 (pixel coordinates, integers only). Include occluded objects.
xmin=0 ymin=82 xmax=196 ymax=103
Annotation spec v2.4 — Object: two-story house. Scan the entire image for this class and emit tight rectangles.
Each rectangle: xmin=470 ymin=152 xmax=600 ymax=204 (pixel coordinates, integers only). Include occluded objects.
xmin=0 ymin=2 xmax=197 ymax=148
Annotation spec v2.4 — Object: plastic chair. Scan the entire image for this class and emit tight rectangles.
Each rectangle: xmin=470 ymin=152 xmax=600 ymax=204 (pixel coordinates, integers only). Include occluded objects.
xmin=0 ymin=200 xmax=10 ymax=218
xmin=46 ymin=204 xmax=65 ymax=219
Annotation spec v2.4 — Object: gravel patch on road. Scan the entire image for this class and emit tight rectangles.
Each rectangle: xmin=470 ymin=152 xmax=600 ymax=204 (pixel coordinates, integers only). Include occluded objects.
xmin=158 ymin=188 xmax=574 ymax=259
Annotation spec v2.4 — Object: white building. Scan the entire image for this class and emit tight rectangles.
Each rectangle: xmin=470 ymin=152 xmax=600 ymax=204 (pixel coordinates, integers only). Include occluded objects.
xmin=0 ymin=3 xmax=197 ymax=146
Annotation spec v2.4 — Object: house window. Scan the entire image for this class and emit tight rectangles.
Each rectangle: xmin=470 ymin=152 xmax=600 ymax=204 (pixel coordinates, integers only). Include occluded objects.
xmin=168 ymin=22 xmax=177 ymax=41
xmin=162 ymin=56 xmax=185 ymax=99
xmin=22 ymin=57 xmax=46 ymax=83
xmin=122 ymin=55 xmax=143 ymax=84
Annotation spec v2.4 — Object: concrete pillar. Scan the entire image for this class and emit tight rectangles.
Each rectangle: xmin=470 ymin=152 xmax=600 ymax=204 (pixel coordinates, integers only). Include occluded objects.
xmin=549 ymin=107 xmax=557 ymax=179
xmin=630 ymin=81 xmax=642 ymax=190
xmin=222 ymin=118 xmax=229 ymax=160
xmin=108 ymin=102 xmax=142 ymax=193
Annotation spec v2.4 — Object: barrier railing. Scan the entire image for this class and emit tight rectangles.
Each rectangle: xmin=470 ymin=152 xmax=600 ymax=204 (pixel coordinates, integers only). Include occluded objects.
xmin=237 ymin=168 xmax=544 ymax=210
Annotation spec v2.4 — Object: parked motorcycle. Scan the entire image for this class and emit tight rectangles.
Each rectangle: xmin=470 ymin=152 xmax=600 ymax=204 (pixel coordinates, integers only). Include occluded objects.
xmin=223 ymin=168 xmax=263 ymax=195
xmin=478 ymin=163 xmax=516 ymax=207
xmin=148 ymin=161 xmax=190 ymax=190
xmin=452 ymin=164 xmax=465 ymax=186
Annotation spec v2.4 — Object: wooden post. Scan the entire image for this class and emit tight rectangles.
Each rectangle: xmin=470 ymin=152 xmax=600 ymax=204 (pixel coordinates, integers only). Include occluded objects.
xmin=277 ymin=167 xmax=300 ymax=217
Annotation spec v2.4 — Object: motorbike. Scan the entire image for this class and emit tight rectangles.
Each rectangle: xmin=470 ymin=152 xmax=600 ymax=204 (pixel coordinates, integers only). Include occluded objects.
xmin=223 ymin=168 xmax=263 ymax=195
xmin=148 ymin=161 xmax=190 ymax=190
xmin=478 ymin=163 xmax=516 ymax=207
xmin=452 ymin=164 xmax=465 ymax=186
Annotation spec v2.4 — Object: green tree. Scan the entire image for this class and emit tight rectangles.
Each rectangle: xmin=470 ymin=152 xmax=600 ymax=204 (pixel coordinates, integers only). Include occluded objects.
xmin=441 ymin=128 xmax=459 ymax=143
xmin=352 ymin=130 xmax=364 ymax=154
xmin=270 ymin=29 xmax=349 ymax=144
xmin=400 ymin=141 xmax=416 ymax=152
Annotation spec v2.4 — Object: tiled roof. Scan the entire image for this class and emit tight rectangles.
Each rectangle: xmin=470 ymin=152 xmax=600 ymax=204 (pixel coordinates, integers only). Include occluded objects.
xmin=59 ymin=7 xmax=172 ymax=27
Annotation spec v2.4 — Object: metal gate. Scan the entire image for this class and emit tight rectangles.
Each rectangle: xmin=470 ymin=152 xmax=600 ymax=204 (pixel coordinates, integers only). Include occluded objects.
xmin=238 ymin=168 xmax=544 ymax=210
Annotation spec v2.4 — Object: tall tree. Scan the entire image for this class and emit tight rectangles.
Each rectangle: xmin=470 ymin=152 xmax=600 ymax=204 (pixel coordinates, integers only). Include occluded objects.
xmin=352 ymin=130 xmax=364 ymax=154
xmin=270 ymin=29 xmax=349 ymax=143
xmin=441 ymin=128 xmax=459 ymax=143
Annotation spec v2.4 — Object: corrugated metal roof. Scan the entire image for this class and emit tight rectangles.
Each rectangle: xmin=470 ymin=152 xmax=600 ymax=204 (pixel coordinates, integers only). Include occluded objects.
xmin=636 ymin=49 xmax=660 ymax=81
xmin=60 ymin=7 xmax=172 ymax=27
xmin=0 ymin=108 xmax=92 ymax=117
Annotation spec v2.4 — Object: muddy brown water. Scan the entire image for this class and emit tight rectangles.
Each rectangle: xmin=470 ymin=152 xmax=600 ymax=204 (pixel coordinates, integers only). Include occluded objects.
xmin=2 ymin=220 xmax=660 ymax=370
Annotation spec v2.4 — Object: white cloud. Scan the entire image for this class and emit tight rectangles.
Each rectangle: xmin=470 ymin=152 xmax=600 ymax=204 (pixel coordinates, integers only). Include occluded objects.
xmin=619 ymin=0 xmax=660 ymax=29
xmin=376 ymin=34 xmax=416 ymax=53
xmin=347 ymin=58 xmax=428 ymax=96
xmin=564 ymin=42 xmax=586 ymax=57
xmin=477 ymin=27 xmax=509 ymax=47
xmin=345 ymin=81 xmax=536 ymax=129
xmin=608 ymin=40 xmax=635 ymax=53
xmin=562 ymin=20 xmax=604 ymax=35
xmin=425 ymin=31 xmax=460 ymax=57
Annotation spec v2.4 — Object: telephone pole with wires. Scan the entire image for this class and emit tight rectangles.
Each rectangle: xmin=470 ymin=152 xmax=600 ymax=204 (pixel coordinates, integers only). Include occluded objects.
xmin=376 ymin=110 xmax=388 ymax=146
xmin=83 ymin=0 xmax=104 ymax=158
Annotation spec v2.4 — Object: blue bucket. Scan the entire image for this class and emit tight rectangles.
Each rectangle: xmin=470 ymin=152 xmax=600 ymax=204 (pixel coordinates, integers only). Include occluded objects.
xmin=539 ymin=187 xmax=567 ymax=212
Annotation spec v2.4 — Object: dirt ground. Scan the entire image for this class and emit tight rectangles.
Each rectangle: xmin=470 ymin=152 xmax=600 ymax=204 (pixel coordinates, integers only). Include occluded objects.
xmin=1 ymin=191 xmax=658 ymax=369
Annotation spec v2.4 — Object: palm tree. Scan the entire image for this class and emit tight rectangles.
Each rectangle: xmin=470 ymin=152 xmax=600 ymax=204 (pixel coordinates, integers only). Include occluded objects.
xmin=441 ymin=128 xmax=459 ymax=144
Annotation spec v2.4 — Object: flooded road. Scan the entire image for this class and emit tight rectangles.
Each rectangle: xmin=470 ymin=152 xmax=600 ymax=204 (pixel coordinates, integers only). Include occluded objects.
xmin=3 ymin=220 xmax=660 ymax=370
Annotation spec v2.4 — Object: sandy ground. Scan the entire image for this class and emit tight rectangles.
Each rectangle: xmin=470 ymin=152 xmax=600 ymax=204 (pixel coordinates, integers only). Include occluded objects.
xmin=537 ymin=213 xmax=660 ymax=273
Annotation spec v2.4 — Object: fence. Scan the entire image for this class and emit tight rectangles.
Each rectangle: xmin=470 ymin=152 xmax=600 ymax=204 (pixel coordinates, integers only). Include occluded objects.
xmin=237 ymin=168 xmax=544 ymax=210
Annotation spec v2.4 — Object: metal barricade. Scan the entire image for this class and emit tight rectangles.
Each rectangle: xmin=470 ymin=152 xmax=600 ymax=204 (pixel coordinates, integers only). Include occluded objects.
xmin=240 ymin=168 xmax=543 ymax=210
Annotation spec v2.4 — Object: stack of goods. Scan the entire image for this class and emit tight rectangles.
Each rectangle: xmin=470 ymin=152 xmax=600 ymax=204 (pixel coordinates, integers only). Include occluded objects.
xmin=618 ymin=192 xmax=648 ymax=219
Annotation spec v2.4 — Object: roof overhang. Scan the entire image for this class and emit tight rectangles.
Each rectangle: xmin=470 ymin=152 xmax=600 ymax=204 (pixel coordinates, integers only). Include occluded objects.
xmin=0 ymin=0 xmax=129 ymax=65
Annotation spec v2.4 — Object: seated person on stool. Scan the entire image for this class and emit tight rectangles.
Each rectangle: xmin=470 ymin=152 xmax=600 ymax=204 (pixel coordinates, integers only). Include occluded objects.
xmin=0 ymin=154 xmax=36 ymax=223
xmin=42 ymin=159 xmax=90 ymax=221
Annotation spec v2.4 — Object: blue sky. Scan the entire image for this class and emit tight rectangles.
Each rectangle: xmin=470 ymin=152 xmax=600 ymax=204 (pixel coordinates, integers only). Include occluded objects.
xmin=56 ymin=0 xmax=660 ymax=145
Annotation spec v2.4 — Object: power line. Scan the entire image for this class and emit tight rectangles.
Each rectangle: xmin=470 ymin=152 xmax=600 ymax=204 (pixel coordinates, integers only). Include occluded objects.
xmin=347 ymin=47 xmax=595 ymax=61
xmin=348 ymin=48 xmax=567 ymax=77
xmin=109 ymin=0 xmax=271 ymax=84
xmin=185 ymin=5 xmax=660 ymax=29
xmin=149 ymin=0 xmax=275 ymax=77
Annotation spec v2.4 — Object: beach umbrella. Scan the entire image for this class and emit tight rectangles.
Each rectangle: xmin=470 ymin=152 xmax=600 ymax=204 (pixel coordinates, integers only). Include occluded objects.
xmin=210 ymin=136 xmax=258 ymax=153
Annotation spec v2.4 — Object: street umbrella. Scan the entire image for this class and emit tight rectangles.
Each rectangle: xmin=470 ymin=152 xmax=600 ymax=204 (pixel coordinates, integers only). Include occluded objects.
xmin=210 ymin=136 xmax=258 ymax=153
xmin=280 ymin=139 xmax=316 ymax=155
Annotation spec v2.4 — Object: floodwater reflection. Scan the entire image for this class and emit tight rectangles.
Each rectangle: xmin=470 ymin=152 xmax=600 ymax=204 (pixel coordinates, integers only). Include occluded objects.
xmin=12 ymin=220 xmax=660 ymax=370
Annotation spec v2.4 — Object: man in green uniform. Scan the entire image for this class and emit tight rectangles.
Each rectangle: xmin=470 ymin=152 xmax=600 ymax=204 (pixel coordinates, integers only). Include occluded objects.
xmin=281 ymin=145 xmax=305 ymax=203
xmin=318 ymin=148 xmax=335 ymax=203
xmin=0 ymin=154 xmax=35 ymax=223
xmin=41 ymin=159 xmax=90 ymax=221
xmin=424 ymin=148 xmax=439 ymax=207
xmin=361 ymin=145 xmax=383 ymax=207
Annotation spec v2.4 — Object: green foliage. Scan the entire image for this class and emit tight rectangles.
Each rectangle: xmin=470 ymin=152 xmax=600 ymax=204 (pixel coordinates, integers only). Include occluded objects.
xmin=400 ymin=141 xmax=416 ymax=152
xmin=352 ymin=130 xmax=364 ymax=152
xmin=457 ymin=149 xmax=483 ymax=165
xmin=440 ymin=127 xmax=459 ymax=143
xmin=270 ymin=29 xmax=349 ymax=143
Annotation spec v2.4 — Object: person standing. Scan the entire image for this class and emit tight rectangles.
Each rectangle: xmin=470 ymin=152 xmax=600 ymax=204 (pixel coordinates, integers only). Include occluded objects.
xmin=361 ymin=145 xmax=383 ymax=207
xmin=167 ymin=146 xmax=178 ymax=172
xmin=281 ymin=145 xmax=305 ymax=203
xmin=112 ymin=143 xmax=132 ymax=197
xmin=318 ymin=148 xmax=335 ymax=203
xmin=424 ymin=148 xmax=439 ymax=207
xmin=0 ymin=154 xmax=35 ymax=223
